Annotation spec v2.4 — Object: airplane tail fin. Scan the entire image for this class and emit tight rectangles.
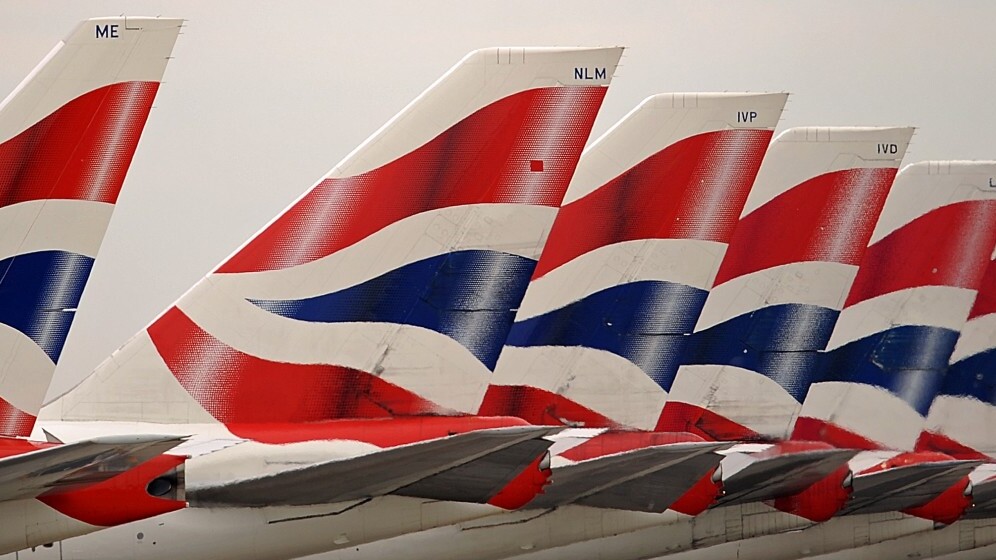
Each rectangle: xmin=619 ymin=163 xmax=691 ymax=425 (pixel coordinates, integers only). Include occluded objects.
xmin=918 ymin=255 xmax=996 ymax=460
xmin=51 ymin=47 xmax=623 ymax=426
xmin=660 ymin=127 xmax=914 ymax=441
xmin=480 ymin=92 xmax=787 ymax=430
xmin=796 ymin=161 xmax=996 ymax=451
xmin=0 ymin=17 xmax=181 ymax=436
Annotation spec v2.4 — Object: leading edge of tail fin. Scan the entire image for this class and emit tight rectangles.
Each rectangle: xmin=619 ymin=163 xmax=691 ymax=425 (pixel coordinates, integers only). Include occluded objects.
xmin=0 ymin=17 xmax=181 ymax=437
xmin=51 ymin=47 xmax=623 ymax=426
xmin=660 ymin=126 xmax=913 ymax=442
xmin=481 ymin=92 xmax=788 ymax=430
xmin=797 ymin=161 xmax=996 ymax=452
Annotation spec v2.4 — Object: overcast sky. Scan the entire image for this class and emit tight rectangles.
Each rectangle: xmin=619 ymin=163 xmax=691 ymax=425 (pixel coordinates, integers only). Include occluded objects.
xmin=1 ymin=1 xmax=993 ymax=399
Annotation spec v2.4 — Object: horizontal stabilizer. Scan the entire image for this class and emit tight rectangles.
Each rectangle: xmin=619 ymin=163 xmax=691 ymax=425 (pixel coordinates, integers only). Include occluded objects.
xmin=842 ymin=460 xmax=981 ymax=515
xmin=190 ymin=426 xmax=558 ymax=507
xmin=528 ymin=442 xmax=726 ymax=510
xmin=0 ymin=434 xmax=185 ymax=501
xmin=395 ymin=437 xmax=552 ymax=503
xmin=716 ymin=448 xmax=858 ymax=506
xmin=576 ymin=450 xmax=725 ymax=513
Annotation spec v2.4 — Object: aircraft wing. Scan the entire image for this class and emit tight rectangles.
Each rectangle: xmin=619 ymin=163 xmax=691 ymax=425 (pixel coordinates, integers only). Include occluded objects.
xmin=190 ymin=426 xmax=558 ymax=507
xmin=841 ymin=460 xmax=981 ymax=515
xmin=715 ymin=448 xmax=859 ymax=506
xmin=0 ymin=435 xmax=186 ymax=501
xmin=394 ymin=437 xmax=552 ymax=504
xmin=528 ymin=442 xmax=727 ymax=511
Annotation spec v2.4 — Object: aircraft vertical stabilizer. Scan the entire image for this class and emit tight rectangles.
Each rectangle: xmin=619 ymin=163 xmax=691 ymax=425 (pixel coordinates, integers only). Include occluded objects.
xmin=49 ymin=47 xmax=623 ymax=432
xmin=482 ymin=92 xmax=787 ymax=430
xmin=660 ymin=127 xmax=913 ymax=441
xmin=796 ymin=161 xmax=996 ymax=452
xmin=920 ymin=253 xmax=996 ymax=461
xmin=0 ymin=17 xmax=182 ymax=437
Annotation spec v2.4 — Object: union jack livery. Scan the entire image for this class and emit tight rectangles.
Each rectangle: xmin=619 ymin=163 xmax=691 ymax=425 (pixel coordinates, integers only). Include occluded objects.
xmin=10 ymin=13 xmax=996 ymax=560
xmin=483 ymin=92 xmax=788 ymax=430
xmin=0 ymin=17 xmax=179 ymax=437
xmin=39 ymin=47 xmax=629 ymax=560
xmin=349 ymin=95 xmax=881 ymax=560
xmin=785 ymin=161 xmax=996 ymax=526
xmin=918 ymin=250 xmax=996 ymax=522
xmin=318 ymin=93 xmax=786 ymax=560
xmin=53 ymin=47 xmax=622 ymax=428
xmin=920 ymin=251 xmax=996 ymax=461
xmin=797 ymin=161 xmax=996 ymax=452
xmin=661 ymin=127 xmax=914 ymax=441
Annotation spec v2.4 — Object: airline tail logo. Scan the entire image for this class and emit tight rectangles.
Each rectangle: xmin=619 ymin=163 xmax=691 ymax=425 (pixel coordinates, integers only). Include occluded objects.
xmin=936 ymin=260 xmax=996 ymax=413
xmin=660 ymin=127 xmax=913 ymax=441
xmin=798 ymin=161 xmax=996 ymax=451
xmin=0 ymin=17 xmax=180 ymax=436
xmin=58 ymin=48 xmax=623 ymax=427
xmin=919 ymin=201 xmax=996 ymax=459
xmin=483 ymin=93 xmax=787 ymax=430
xmin=506 ymin=128 xmax=774 ymax=383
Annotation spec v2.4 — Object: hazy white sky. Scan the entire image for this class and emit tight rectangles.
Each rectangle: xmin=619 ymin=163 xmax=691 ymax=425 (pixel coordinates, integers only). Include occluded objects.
xmin=1 ymin=1 xmax=993 ymax=399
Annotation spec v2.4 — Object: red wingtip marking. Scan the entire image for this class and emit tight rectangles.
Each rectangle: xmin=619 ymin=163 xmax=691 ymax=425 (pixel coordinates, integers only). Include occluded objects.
xmin=670 ymin=468 xmax=723 ymax=516
xmin=858 ymin=450 xmax=956 ymax=475
xmin=0 ymin=436 xmax=51 ymax=458
xmin=488 ymin=453 xmax=553 ymax=510
xmin=902 ymin=476 xmax=972 ymax=525
xmin=771 ymin=464 xmax=852 ymax=522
